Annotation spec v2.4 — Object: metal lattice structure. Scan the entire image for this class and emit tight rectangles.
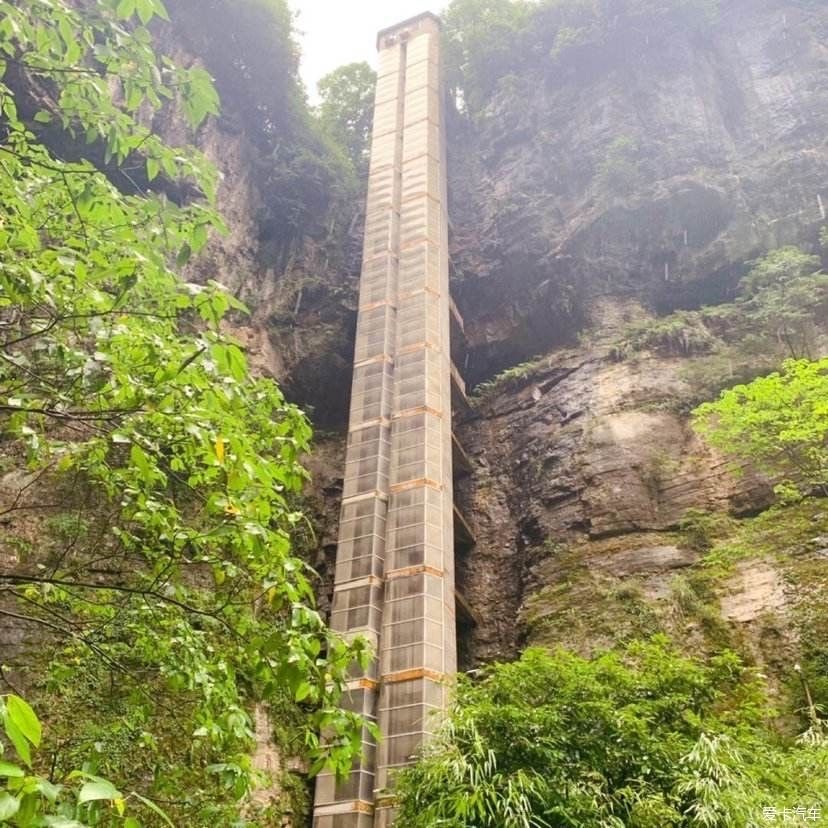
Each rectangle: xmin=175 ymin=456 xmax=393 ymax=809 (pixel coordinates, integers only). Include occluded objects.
xmin=312 ymin=13 xmax=457 ymax=828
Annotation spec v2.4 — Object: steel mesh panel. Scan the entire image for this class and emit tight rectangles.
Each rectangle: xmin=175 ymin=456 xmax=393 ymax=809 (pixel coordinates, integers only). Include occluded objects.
xmin=399 ymin=241 xmax=440 ymax=294
xmin=402 ymin=157 xmax=441 ymax=202
xmin=402 ymin=85 xmax=440 ymax=129
xmin=315 ymin=815 xmax=374 ymax=828
xmin=372 ymin=98 xmax=401 ymax=137
xmin=331 ymin=583 xmax=384 ymax=634
xmin=405 ymin=32 xmax=439 ymax=67
xmin=382 ymin=733 xmax=424 ymax=768
xmin=314 ymin=770 xmax=375 ymax=807
xmin=376 ymin=43 xmax=403 ymax=77
xmin=401 ymin=119 xmax=441 ymax=164
xmin=399 ymin=194 xmax=441 ymax=245
xmin=402 ymin=57 xmax=439 ymax=94
xmin=359 ymin=255 xmax=397 ymax=306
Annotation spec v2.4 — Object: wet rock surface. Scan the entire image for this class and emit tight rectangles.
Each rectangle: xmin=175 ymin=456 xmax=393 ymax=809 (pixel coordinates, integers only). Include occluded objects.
xmin=437 ymin=0 xmax=828 ymax=664
xmin=453 ymin=330 xmax=775 ymax=663
xmin=448 ymin=0 xmax=828 ymax=382
xmin=150 ymin=0 xmax=827 ymax=667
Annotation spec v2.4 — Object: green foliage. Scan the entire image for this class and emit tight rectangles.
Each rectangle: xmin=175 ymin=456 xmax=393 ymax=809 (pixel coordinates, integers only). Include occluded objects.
xmin=694 ymin=359 xmax=828 ymax=498
xmin=613 ymin=312 xmax=718 ymax=360
xmin=738 ymin=247 xmax=827 ymax=360
xmin=395 ymin=638 xmax=828 ymax=827
xmin=741 ymin=247 xmax=821 ymax=296
xmin=668 ymin=573 xmax=730 ymax=645
xmin=443 ymin=0 xmax=533 ymax=113
xmin=0 ymin=0 xmax=367 ymax=821
xmin=169 ymin=0 xmax=359 ymax=266
xmin=317 ymin=62 xmax=376 ymax=177
xmin=444 ymin=0 xmax=720 ymax=115
xmin=678 ymin=509 xmax=734 ymax=553
xmin=470 ymin=355 xmax=546 ymax=403
xmin=1 ymin=693 xmax=168 ymax=826
xmin=612 ymin=245 xmax=827 ymax=370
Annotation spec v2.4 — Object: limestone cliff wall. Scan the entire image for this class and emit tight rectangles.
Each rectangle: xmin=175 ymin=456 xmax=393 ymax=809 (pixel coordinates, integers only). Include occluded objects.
xmin=297 ymin=0 xmax=828 ymax=677
xmin=442 ymin=0 xmax=828 ymax=676
xmin=448 ymin=0 xmax=828 ymax=380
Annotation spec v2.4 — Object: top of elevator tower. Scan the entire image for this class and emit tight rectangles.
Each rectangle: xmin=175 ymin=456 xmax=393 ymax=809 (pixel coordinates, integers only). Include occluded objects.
xmin=376 ymin=11 xmax=441 ymax=50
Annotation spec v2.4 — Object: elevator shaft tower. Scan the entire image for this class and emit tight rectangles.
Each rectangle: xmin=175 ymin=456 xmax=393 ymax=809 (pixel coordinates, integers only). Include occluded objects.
xmin=312 ymin=12 xmax=456 ymax=828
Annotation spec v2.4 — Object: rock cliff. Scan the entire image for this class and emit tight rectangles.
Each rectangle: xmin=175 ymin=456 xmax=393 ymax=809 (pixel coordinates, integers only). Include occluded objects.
xmin=440 ymin=0 xmax=828 ymax=684
xmin=296 ymin=0 xmax=828 ymax=684
xmin=3 ymin=0 xmax=827 ymax=818
xmin=165 ymin=0 xmax=827 ymax=678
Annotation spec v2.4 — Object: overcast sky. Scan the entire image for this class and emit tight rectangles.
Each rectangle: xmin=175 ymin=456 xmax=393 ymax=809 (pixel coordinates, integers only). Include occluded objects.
xmin=291 ymin=1 xmax=444 ymax=102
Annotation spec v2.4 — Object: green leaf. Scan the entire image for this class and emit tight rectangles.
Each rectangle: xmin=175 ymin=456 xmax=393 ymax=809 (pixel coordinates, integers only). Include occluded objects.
xmin=33 ymin=110 xmax=53 ymax=123
xmin=295 ymin=681 xmax=312 ymax=702
xmin=7 ymin=695 xmax=42 ymax=747
xmin=116 ymin=0 xmax=137 ymax=19
xmin=129 ymin=444 xmax=151 ymax=478
xmin=130 ymin=793 xmax=174 ymax=826
xmin=192 ymin=222 xmax=208 ymax=251
xmin=76 ymin=182 xmax=95 ymax=213
xmin=124 ymin=819 xmax=141 ymax=828
xmin=0 ymin=792 xmax=20 ymax=821
xmin=152 ymin=0 xmax=171 ymax=21
xmin=3 ymin=716 xmax=32 ymax=766
xmin=176 ymin=243 xmax=191 ymax=267
xmin=146 ymin=157 xmax=160 ymax=182
xmin=0 ymin=760 xmax=24 ymax=777
xmin=135 ymin=0 xmax=155 ymax=24
xmin=37 ymin=778 xmax=61 ymax=802
xmin=78 ymin=779 xmax=121 ymax=803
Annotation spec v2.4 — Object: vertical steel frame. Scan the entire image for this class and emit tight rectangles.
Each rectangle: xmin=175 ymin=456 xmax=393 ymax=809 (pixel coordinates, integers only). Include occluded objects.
xmin=313 ymin=13 xmax=454 ymax=828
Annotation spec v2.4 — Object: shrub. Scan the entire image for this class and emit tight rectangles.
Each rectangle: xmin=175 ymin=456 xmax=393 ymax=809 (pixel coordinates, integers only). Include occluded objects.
xmin=395 ymin=637 xmax=828 ymax=827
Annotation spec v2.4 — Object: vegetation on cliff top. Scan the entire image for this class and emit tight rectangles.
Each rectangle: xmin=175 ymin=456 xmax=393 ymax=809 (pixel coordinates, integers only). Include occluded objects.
xmin=613 ymin=247 xmax=827 ymax=364
xmin=444 ymin=0 xmax=720 ymax=114
xmin=168 ymin=0 xmax=366 ymax=271
xmin=317 ymin=62 xmax=377 ymax=179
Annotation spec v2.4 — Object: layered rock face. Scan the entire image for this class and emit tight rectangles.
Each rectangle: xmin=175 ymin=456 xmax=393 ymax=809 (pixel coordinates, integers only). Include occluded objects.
xmin=453 ymin=303 xmax=775 ymax=662
xmin=440 ymin=0 xmax=828 ymax=665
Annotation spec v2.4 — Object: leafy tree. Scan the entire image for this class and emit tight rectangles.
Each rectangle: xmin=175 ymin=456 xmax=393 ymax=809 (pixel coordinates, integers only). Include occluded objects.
xmin=169 ymin=0 xmax=359 ymax=266
xmin=443 ymin=0 xmax=532 ymax=113
xmin=737 ymin=247 xmax=827 ymax=360
xmin=0 ymin=0 xmax=367 ymax=821
xmin=612 ymin=246 xmax=827 ymax=375
xmin=394 ymin=639 xmax=828 ymax=828
xmin=1 ymin=693 xmax=173 ymax=827
xmin=317 ymin=62 xmax=376 ymax=177
xmin=694 ymin=359 xmax=828 ymax=499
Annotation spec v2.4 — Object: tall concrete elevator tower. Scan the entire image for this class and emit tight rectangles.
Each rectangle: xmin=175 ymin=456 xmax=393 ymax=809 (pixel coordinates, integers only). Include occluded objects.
xmin=312 ymin=12 xmax=457 ymax=828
